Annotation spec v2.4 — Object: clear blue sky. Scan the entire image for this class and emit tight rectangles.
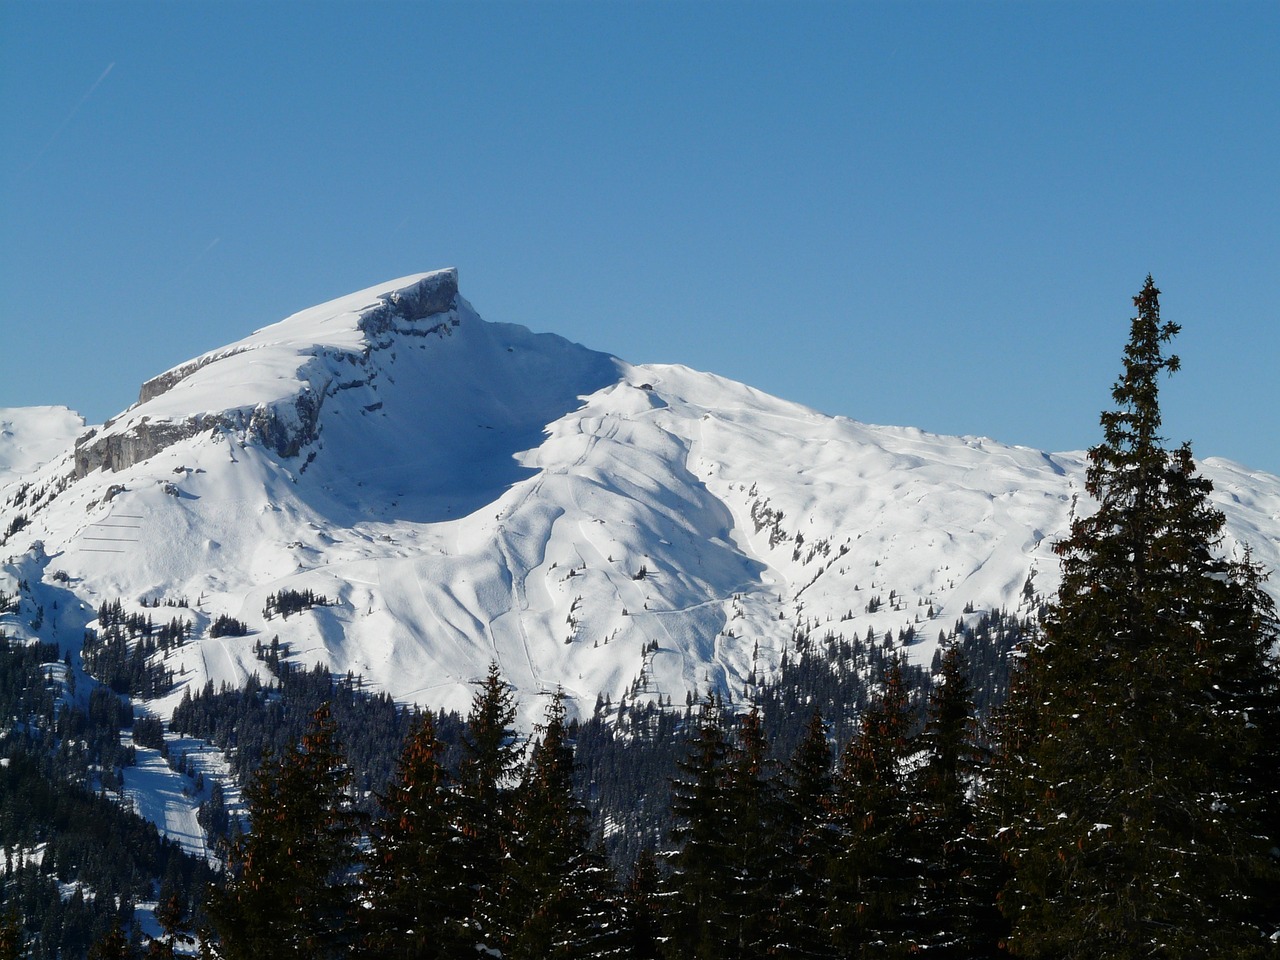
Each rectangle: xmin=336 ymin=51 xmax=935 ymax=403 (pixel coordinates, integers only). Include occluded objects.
xmin=2 ymin=1 xmax=1277 ymax=475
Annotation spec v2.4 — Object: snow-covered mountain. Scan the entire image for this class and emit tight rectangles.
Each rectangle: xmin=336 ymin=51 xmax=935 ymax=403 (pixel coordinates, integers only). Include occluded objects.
xmin=3 ymin=268 xmax=1279 ymax=729
xmin=0 ymin=406 xmax=83 ymax=488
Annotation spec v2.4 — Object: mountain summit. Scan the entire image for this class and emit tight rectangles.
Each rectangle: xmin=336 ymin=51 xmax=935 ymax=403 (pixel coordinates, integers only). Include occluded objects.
xmin=3 ymin=270 xmax=1278 ymax=727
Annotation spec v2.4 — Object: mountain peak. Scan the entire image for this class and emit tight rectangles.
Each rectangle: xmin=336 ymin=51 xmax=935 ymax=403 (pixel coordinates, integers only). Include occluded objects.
xmin=74 ymin=269 xmax=463 ymax=476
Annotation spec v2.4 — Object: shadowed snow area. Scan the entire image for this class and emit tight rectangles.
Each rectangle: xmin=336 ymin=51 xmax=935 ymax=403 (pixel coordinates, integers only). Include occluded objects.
xmin=298 ymin=312 xmax=623 ymax=525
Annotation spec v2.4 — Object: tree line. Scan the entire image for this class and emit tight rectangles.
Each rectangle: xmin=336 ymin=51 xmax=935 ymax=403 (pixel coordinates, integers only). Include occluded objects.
xmin=0 ymin=639 xmax=212 ymax=960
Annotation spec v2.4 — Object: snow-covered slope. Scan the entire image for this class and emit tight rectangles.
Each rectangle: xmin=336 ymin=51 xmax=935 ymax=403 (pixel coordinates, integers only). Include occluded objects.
xmin=3 ymin=269 xmax=1279 ymax=730
xmin=0 ymin=406 xmax=83 ymax=487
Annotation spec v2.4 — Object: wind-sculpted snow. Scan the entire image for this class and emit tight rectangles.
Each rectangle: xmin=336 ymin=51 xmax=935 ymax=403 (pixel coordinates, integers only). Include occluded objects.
xmin=2 ymin=270 xmax=1279 ymax=740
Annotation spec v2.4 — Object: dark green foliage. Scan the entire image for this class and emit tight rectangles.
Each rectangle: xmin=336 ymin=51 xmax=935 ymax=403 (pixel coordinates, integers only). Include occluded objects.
xmin=505 ymin=693 xmax=587 ymax=952
xmin=996 ymin=277 xmax=1280 ymax=958
xmin=659 ymin=699 xmax=795 ymax=959
xmin=761 ymin=626 xmax=879 ymax=756
xmin=81 ymin=623 xmax=174 ymax=698
xmin=206 ymin=703 xmax=364 ymax=960
xmin=131 ymin=715 xmax=165 ymax=751
xmin=571 ymin=702 xmax=684 ymax=867
xmin=263 ymin=588 xmax=332 ymax=620
xmin=772 ymin=710 xmax=838 ymax=959
xmin=451 ymin=661 xmax=525 ymax=952
xmin=196 ymin=781 xmax=230 ymax=844
xmin=620 ymin=850 xmax=663 ymax=960
xmin=661 ymin=698 xmax=734 ymax=959
xmin=91 ymin=601 xmax=190 ymax=652
xmin=715 ymin=706 xmax=786 ymax=959
xmin=908 ymin=647 xmax=1005 ymax=958
xmin=86 ymin=918 xmax=140 ymax=960
xmin=0 ymin=910 xmax=23 ymax=960
xmin=252 ymin=634 xmax=285 ymax=673
xmin=0 ymin=660 xmax=211 ymax=960
xmin=152 ymin=862 xmax=195 ymax=958
xmin=169 ymin=661 xmax=440 ymax=809
xmin=505 ymin=693 xmax=630 ymax=959
xmin=572 ymin=602 xmax=1025 ymax=874
xmin=952 ymin=608 xmax=1038 ymax=716
xmin=361 ymin=712 xmax=464 ymax=960
xmin=206 ymin=615 xmax=246 ymax=639
xmin=825 ymin=657 xmax=917 ymax=958
xmin=1 ymin=512 xmax=29 ymax=544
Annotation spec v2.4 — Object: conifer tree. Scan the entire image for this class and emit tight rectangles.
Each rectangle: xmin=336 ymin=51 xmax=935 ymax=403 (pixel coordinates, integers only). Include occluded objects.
xmin=773 ymin=709 xmax=838 ymax=959
xmin=0 ymin=911 xmax=21 ymax=960
xmin=505 ymin=692 xmax=630 ymax=959
xmin=148 ymin=880 xmax=192 ymax=959
xmin=662 ymin=698 xmax=733 ymax=959
xmin=621 ymin=849 xmax=664 ymax=960
xmin=506 ymin=692 xmax=584 ymax=938
xmin=717 ymin=705 xmax=784 ymax=959
xmin=826 ymin=656 xmax=915 ymax=959
xmin=361 ymin=711 xmax=463 ymax=960
xmin=87 ymin=918 xmax=137 ymax=960
xmin=207 ymin=702 xmax=363 ymax=960
xmin=909 ymin=646 xmax=1004 ymax=958
xmin=997 ymin=277 xmax=1280 ymax=959
xmin=451 ymin=661 xmax=524 ymax=954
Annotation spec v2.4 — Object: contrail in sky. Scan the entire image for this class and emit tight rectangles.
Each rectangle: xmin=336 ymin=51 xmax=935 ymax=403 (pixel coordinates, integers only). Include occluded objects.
xmin=169 ymin=237 xmax=222 ymax=285
xmin=23 ymin=62 xmax=116 ymax=174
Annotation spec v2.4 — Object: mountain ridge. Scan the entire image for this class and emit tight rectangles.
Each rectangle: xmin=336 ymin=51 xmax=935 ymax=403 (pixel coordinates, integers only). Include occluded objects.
xmin=2 ymin=270 xmax=1278 ymax=734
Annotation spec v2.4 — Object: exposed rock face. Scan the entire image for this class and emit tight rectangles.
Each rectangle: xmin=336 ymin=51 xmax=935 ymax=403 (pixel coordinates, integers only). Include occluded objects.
xmin=73 ymin=418 xmax=222 ymax=478
xmin=136 ymin=348 xmax=250 ymax=406
xmin=71 ymin=271 xmax=461 ymax=478
xmin=246 ymin=388 xmax=325 ymax=459
xmin=358 ymin=269 xmax=458 ymax=337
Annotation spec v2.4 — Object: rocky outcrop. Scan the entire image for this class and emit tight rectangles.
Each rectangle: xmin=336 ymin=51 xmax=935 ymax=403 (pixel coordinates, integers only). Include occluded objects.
xmin=72 ymin=385 xmax=328 ymax=478
xmin=136 ymin=347 xmax=251 ymax=406
xmin=246 ymin=387 xmax=325 ymax=459
xmin=73 ymin=416 xmax=227 ymax=477
xmin=358 ymin=269 xmax=458 ymax=337
xmin=70 ymin=272 xmax=461 ymax=478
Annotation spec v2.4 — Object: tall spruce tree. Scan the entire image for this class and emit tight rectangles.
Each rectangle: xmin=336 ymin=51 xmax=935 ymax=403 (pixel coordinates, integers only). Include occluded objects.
xmin=0 ymin=911 xmax=21 ymax=960
xmin=361 ymin=711 xmax=464 ymax=960
xmin=773 ymin=710 xmax=838 ymax=960
xmin=717 ymin=705 xmax=785 ymax=959
xmin=620 ymin=849 xmax=664 ymax=960
xmin=87 ymin=918 xmax=137 ymax=960
xmin=661 ymin=697 xmax=733 ymax=960
xmin=505 ymin=692 xmax=629 ymax=960
xmin=452 ymin=661 xmax=524 ymax=954
xmin=826 ymin=656 xmax=916 ymax=959
xmin=660 ymin=702 xmax=788 ymax=959
xmin=996 ymin=277 xmax=1280 ymax=959
xmin=207 ymin=702 xmax=363 ymax=960
xmin=908 ymin=646 xmax=1004 ymax=959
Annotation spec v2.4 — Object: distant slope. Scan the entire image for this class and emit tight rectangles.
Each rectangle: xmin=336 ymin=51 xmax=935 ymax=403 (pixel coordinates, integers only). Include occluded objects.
xmin=2 ymin=270 xmax=1278 ymax=732
xmin=0 ymin=406 xmax=84 ymax=487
